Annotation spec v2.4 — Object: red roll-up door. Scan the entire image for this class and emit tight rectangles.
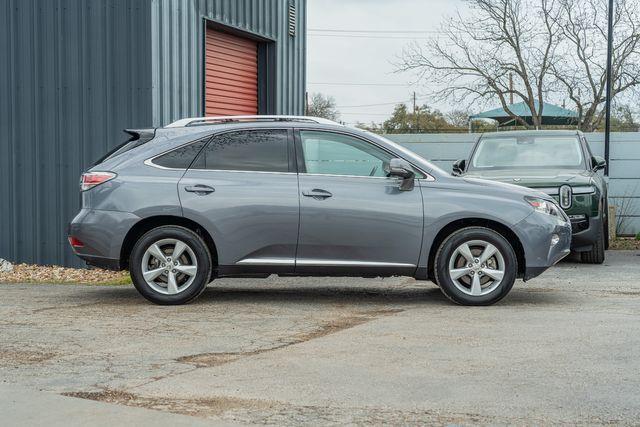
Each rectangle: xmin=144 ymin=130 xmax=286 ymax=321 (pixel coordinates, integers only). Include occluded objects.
xmin=205 ymin=29 xmax=258 ymax=116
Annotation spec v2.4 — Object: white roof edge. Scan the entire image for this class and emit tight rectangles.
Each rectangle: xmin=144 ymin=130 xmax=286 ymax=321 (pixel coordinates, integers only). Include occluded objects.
xmin=165 ymin=115 xmax=341 ymax=128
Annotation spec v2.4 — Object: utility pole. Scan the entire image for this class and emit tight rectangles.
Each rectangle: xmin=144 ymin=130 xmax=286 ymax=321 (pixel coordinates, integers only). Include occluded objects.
xmin=305 ymin=91 xmax=309 ymax=115
xmin=412 ymin=91 xmax=417 ymax=133
xmin=509 ymin=73 xmax=514 ymax=105
xmin=604 ymin=0 xmax=614 ymax=176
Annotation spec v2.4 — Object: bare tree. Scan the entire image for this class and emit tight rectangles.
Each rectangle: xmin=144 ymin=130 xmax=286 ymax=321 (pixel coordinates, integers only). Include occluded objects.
xmin=397 ymin=0 xmax=640 ymax=131
xmin=551 ymin=0 xmax=640 ymax=131
xmin=306 ymin=93 xmax=340 ymax=121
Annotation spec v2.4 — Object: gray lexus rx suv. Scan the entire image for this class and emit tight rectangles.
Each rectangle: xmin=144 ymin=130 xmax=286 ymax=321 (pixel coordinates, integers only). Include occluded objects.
xmin=69 ymin=115 xmax=571 ymax=306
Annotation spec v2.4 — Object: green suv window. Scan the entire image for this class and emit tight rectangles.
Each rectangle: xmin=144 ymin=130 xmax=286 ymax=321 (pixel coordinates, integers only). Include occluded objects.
xmin=471 ymin=136 xmax=585 ymax=169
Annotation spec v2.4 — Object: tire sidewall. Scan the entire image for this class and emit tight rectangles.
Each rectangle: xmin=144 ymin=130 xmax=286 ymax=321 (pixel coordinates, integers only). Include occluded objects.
xmin=130 ymin=226 xmax=212 ymax=305
xmin=435 ymin=227 xmax=517 ymax=306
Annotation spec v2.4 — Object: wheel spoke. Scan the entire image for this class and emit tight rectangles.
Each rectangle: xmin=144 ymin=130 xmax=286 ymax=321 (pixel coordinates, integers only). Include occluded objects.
xmin=148 ymin=244 xmax=166 ymax=263
xmin=449 ymin=268 xmax=469 ymax=280
xmin=470 ymin=274 xmax=482 ymax=296
xmin=172 ymin=241 xmax=187 ymax=259
xmin=457 ymin=243 xmax=474 ymax=263
xmin=143 ymin=267 xmax=165 ymax=282
xmin=175 ymin=264 xmax=197 ymax=277
xmin=166 ymin=272 xmax=179 ymax=294
xmin=482 ymin=268 xmax=504 ymax=281
xmin=479 ymin=244 xmax=498 ymax=264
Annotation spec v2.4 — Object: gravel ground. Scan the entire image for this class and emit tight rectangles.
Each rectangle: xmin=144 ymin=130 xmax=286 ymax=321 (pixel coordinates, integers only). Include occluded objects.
xmin=0 ymin=264 xmax=131 ymax=285
xmin=1 ymin=251 xmax=639 ymax=425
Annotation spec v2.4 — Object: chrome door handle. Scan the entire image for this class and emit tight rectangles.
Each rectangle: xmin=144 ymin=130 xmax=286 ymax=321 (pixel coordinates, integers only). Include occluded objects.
xmin=185 ymin=184 xmax=215 ymax=195
xmin=302 ymin=189 xmax=332 ymax=199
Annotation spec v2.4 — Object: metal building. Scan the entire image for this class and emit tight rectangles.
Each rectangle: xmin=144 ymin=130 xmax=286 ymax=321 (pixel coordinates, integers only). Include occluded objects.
xmin=0 ymin=0 xmax=307 ymax=267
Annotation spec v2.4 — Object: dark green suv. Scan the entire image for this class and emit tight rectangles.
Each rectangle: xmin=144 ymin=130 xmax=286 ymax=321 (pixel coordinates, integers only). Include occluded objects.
xmin=453 ymin=130 xmax=608 ymax=264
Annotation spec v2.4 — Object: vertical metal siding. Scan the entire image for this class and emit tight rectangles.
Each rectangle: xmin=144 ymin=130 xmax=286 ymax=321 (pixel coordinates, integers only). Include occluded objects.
xmin=0 ymin=0 xmax=153 ymax=267
xmin=150 ymin=0 xmax=307 ymax=126
xmin=1 ymin=0 xmax=305 ymax=267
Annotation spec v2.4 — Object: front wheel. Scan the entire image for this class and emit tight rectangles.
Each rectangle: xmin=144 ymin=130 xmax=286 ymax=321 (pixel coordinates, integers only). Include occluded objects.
xmin=129 ymin=226 xmax=213 ymax=305
xmin=434 ymin=227 xmax=517 ymax=306
xmin=580 ymin=222 xmax=605 ymax=264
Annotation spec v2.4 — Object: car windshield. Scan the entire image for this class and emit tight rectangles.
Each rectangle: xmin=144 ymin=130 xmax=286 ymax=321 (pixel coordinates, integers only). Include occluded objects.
xmin=470 ymin=135 xmax=584 ymax=170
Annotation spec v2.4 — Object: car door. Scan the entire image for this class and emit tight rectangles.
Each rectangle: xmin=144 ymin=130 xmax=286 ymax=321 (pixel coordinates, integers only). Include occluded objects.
xmin=295 ymin=129 xmax=424 ymax=275
xmin=178 ymin=128 xmax=299 ymax=274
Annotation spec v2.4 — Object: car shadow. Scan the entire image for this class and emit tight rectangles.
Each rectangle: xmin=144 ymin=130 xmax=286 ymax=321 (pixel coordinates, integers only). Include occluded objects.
xmin=79 ymin=280 xmax=564 ymax=308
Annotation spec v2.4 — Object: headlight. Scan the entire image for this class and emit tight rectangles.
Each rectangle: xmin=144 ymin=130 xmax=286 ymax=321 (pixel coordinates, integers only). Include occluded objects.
xmin=559 ymin=185 xmax=572 ymax=209
xmin=525 ymin=196 xmax=560 ymax=217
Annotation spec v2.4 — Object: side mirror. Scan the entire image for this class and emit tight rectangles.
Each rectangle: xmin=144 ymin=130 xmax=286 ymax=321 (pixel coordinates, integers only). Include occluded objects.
xmin=591 ymin=155 xmax=606 ymax=171
xmin=452 ymin=159 xmax=466 ymax=176
xmin=385 ymin=158 xmax=415 ymax=191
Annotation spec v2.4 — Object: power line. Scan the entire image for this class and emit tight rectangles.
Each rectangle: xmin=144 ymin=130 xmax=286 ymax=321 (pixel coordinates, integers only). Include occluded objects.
xmin=337 ymin=99 xmax=412 ymax=108
xmin=308 ymin=82 xmax=415 ymax=87
xmin=308 ymin=28 xmax=446 ymax=34
xmin=309 ymin=34 xmax=432 ymax=40
xmin=338 ymin=96 xmax=428 ymax=109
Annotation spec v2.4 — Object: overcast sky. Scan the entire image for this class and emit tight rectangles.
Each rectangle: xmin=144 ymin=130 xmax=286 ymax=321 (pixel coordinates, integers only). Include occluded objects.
xmin=307 ymin=0 xmax=464 ymax=125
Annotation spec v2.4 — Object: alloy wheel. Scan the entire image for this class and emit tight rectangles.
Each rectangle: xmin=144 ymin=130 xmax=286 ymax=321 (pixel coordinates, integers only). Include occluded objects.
xmin=141 ymin=238 xmax=198 ymax=295
xmin=448 ymin=239 xmax=505 ymax=296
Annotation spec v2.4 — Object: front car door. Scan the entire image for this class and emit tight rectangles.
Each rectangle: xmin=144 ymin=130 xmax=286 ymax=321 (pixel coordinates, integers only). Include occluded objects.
xmin=295 ymin=129 xmax=424 ymax=276
xmin=178 ymin=128 xmax=299 ymax=275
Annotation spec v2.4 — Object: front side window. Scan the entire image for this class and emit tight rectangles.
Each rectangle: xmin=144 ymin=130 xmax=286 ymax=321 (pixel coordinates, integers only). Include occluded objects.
xmin=470 ymin=136 xmax=585 ymax=170
xmin=192 ymin=129 xmax=289 ymax=172
xmin=299 ymin=131 xmax=393 ymax=177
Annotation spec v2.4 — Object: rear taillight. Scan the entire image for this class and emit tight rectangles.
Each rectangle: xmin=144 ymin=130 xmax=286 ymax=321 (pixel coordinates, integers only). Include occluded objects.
xmin=68 ymin=236 xmax=84 ymax=248
xmin=80 ymin=172 xmax=116 ymax=191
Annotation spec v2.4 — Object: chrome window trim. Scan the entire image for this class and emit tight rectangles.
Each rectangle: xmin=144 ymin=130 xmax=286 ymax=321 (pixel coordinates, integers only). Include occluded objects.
xmin=299 ymin=172 xmax=435 ymax=181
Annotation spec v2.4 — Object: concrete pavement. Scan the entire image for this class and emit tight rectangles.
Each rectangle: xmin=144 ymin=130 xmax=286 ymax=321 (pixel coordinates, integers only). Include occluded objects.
xmin=1 ymin=251 xmax=639 ymax=424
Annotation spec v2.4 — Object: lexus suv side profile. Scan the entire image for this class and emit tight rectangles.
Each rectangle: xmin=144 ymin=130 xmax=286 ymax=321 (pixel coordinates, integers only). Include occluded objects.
xmin=69 ymin=116 xmax=571 ymax=306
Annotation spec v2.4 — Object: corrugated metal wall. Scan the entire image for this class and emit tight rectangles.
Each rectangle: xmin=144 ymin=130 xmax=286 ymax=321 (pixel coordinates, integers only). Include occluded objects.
xmin=150 ymin=0 xmax=307 ymax=126
xmin=387 ymin=133 xmax=640 ymax=235
xmin=1 ymin=0 xmax=307 ymax=267
xmin=0 ymin=0 xmax=153 ymax=267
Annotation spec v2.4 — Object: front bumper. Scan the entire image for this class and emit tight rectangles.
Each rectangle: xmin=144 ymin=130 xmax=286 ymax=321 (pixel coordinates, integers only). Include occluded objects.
xmin=68 ymin=209 xmax=141 ymax=271
xmin=515 ymin=212 xmax=572 ymax=281
xmin=569 ymin=214 xmax=603 ymax=252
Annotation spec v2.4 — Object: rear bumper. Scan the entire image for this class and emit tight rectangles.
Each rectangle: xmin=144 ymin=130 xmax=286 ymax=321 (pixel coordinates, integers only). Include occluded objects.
xmin=515 ymin=212 xmax=572 ymax=281
xmin=68 ymin=209 xmax=140 ymax=270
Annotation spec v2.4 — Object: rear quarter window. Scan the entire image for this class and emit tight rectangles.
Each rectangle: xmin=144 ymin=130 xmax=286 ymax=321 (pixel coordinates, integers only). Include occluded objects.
xmin=152 ymin=138 xmax=209 ymax=169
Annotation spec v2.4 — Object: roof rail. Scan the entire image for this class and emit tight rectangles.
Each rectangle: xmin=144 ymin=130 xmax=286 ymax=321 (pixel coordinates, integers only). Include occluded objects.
xmin=165 ymin=115 xmax=341 ymax=128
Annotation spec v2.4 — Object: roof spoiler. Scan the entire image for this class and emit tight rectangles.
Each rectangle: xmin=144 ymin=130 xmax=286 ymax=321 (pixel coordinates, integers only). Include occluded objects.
xmin=93 ymin=128 xmax=156 ymax=165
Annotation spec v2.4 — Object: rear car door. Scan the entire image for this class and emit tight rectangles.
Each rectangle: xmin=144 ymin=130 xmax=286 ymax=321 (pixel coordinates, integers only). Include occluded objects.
xmin=178 ymin=128 xmax=299 ymax=273
xmin=295 ymin=129 xmax=424 ymax=275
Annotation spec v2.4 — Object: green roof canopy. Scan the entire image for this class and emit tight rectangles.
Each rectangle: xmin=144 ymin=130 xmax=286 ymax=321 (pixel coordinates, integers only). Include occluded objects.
xmin=469 ymin=101 xmax=578 ymax=126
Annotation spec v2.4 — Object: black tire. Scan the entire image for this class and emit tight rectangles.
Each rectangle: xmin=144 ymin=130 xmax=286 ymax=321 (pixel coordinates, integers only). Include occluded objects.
xmin=604 ymin=201 xmax=610 ymax=250
xmin=129 ymin=225 xmax=213 ymax=305
xmin=581 ymin=223 xmax=605 ymax=264
xmin=434 ymin=227 xmax=517 ymax=306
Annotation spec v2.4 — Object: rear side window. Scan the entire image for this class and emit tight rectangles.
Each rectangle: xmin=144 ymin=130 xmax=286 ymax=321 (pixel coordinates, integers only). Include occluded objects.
xmin=192 ymin=129 xmax=289 ymax=172
xmin=152 ymin=138 xmax=208 ymax=169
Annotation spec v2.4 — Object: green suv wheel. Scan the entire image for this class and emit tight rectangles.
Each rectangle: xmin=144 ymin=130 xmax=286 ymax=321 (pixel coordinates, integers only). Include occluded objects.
xmin=580 ymin=223 xmax=605 ymax=264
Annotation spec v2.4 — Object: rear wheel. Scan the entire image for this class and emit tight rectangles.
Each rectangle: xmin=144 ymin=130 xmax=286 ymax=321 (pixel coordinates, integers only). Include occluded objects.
xmin=434 ymin=227 xmax=517 ymax=306
xmin=581 ymin=223 xmax=605 ymax=264
xmin=129 ymin=226 xmax=212 ymax=305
